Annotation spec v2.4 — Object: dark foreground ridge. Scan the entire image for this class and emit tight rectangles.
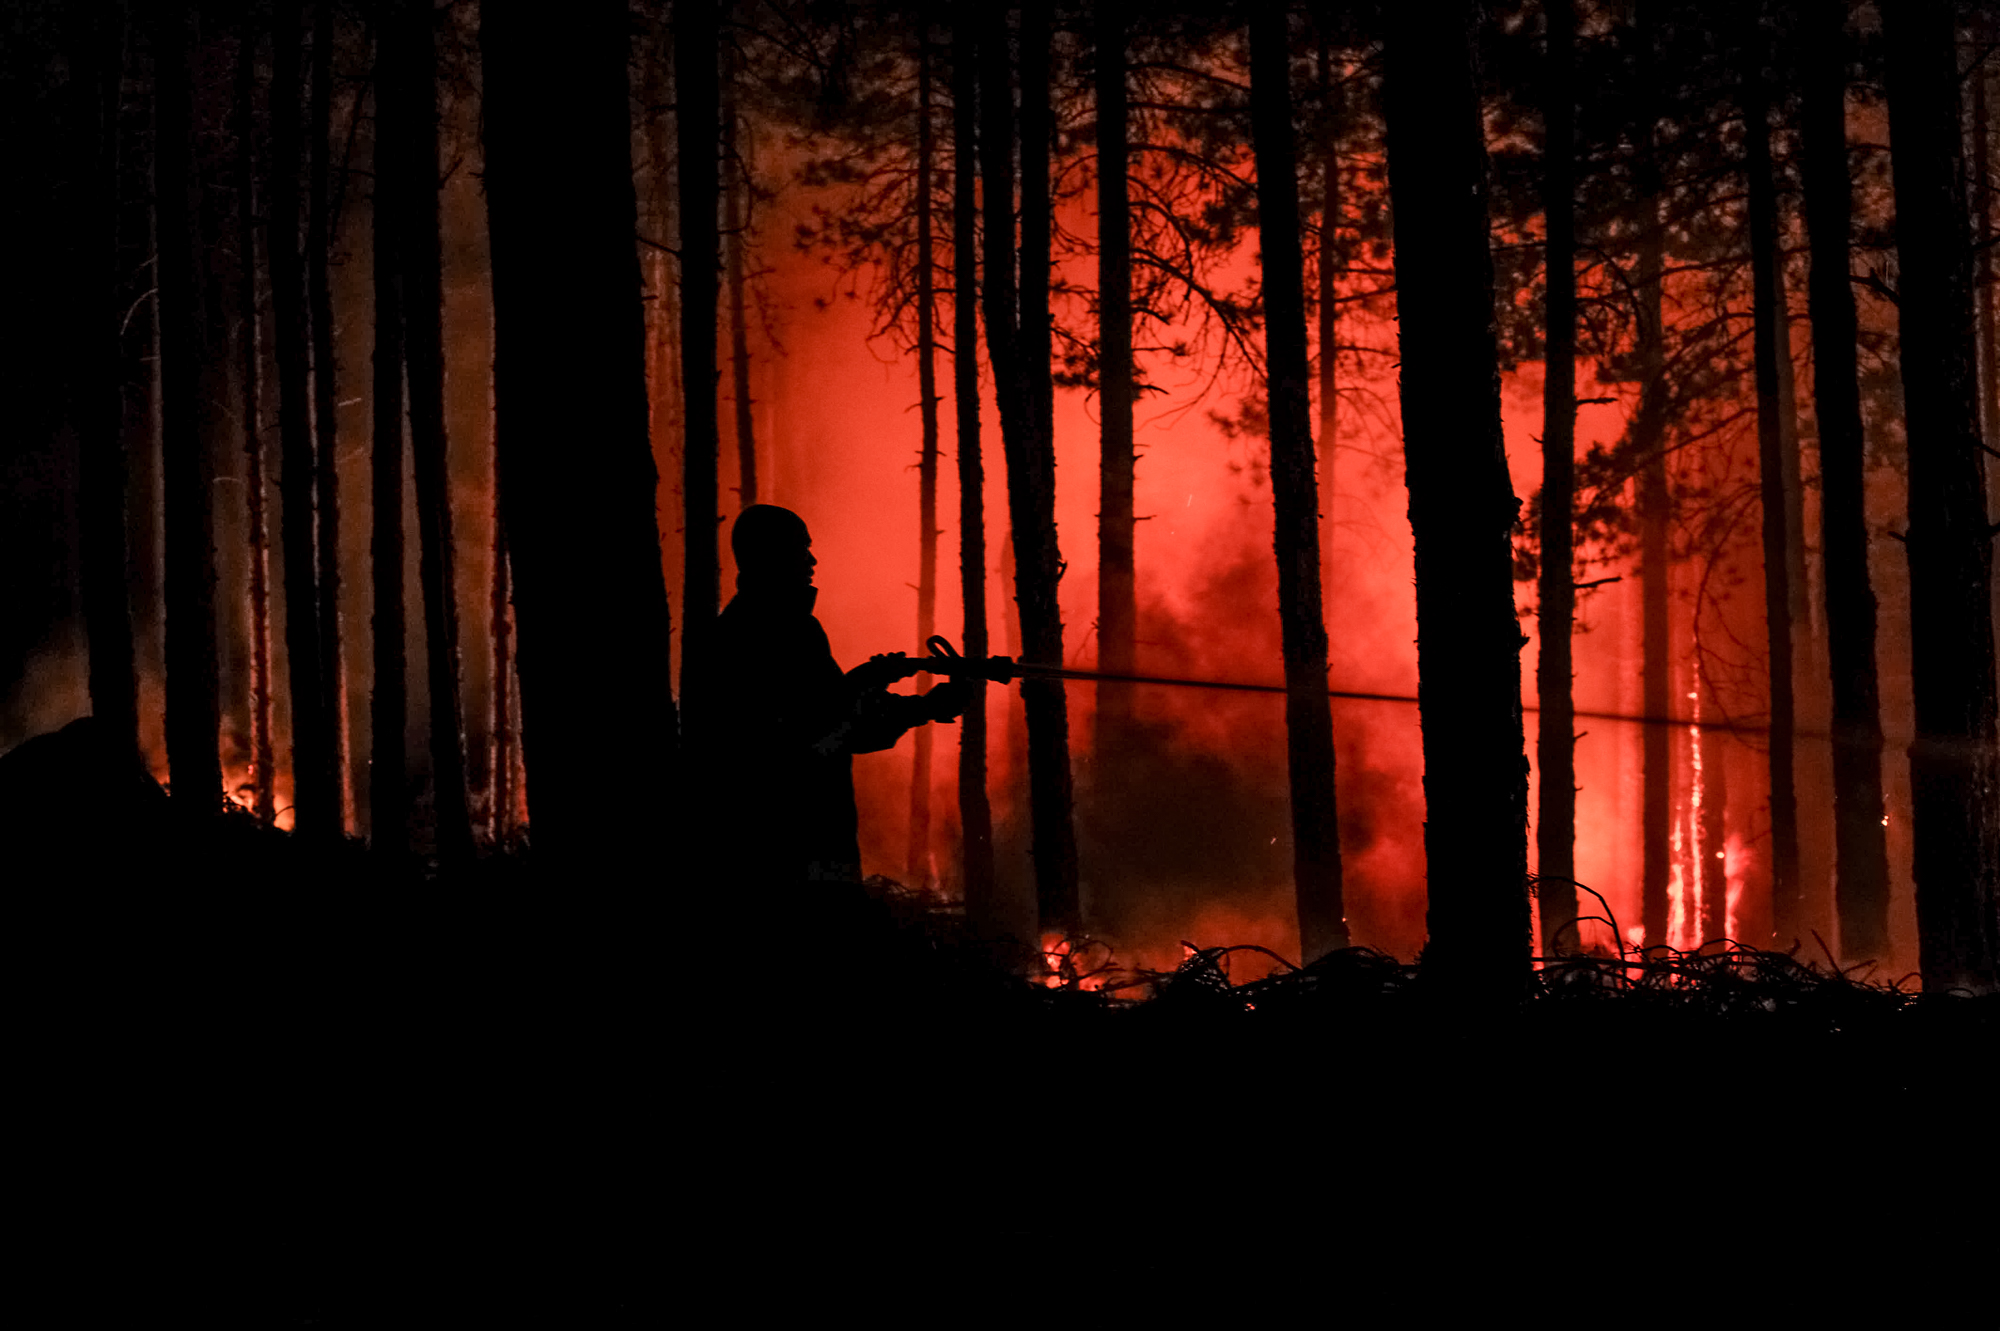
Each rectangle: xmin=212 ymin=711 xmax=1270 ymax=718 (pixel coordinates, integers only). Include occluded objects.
xmin=6 ymin=718 xmax=1995 ymax=1302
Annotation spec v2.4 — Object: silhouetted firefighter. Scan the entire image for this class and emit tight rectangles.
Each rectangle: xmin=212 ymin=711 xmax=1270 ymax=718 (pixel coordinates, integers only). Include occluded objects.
xmin=691 ymin=506 xmax=971 ymax=887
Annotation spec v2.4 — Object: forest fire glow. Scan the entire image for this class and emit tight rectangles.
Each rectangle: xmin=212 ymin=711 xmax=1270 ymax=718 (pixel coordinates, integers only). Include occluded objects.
xmin=2 ymin=0 xmax=1995 ymax=1001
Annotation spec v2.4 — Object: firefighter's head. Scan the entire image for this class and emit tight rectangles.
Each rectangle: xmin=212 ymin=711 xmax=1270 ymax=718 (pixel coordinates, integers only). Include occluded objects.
xmin=732 ymin=504 xmax=816 ymax=590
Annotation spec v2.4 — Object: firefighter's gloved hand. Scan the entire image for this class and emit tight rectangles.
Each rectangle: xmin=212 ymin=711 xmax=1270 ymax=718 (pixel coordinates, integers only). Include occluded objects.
xmin=923 ymin=679 xmax=974 ymax=723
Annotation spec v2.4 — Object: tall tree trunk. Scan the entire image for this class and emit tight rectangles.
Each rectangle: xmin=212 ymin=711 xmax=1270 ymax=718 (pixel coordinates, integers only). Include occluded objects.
xmin=676 ymin=0 xmax=721 ymax=727
xmin=953 ymin=15 xmax=998 ymax=934
xmin=155 ymin=9 xmax=223 ymax=818
xmin=1095 ymin=4 xmax=1136 ymax=760
xmin=1633 ymin=81 xmax=1672 ymax=949
xmin=723 ymin=72 xmax=756 ymax=509
xmin=396 ymin=0 xmax=474 ymax=867
xmin=1315 ymin=35 xmax=1340 ymax=612
xmin=908 ymin=33 xmax=941 ymax=888
xmin=1975 ymin=31 xmax=2000 ymax=656
xmin=1884 ymin=0 xmax=2000 ymax=993
xmin=1537 ymin=0 xmax=1579 ymax=954
xmin=1800 ymin=0 xmax=1890 ymax=962
xmin=309 ymin=0 xmax=349 ymax=831
xmin=489 ymin=505 xmax=514 ymax=843
xmin=272 ymin=3 xmax=336 ymax=835
xmin=236 ymin=21 xmax=276 ymax=825
xmin=1743 ymin=25 xmax=1801 ymax=957
xmin=1700 ymin=728 xmax=1728 ymax=945
xmin=370 ymin=9 xmax=409 ymax=858
xmin=1251 ymin=3 xmax=1346 ymax=963
xmin=481 ymin=0 xmax=679 ymax=871
xmin=76 ymin=11 xmax=138 ymax=763
xmin=983 ymin=3 xmax=1081 ymax=936
xmin=1383 ymin=0 xmax=1530 ymax=989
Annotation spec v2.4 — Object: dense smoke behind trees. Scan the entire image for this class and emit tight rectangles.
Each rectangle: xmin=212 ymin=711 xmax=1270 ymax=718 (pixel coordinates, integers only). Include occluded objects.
xmin=3 ymin=0 xmax=1996 ymax=992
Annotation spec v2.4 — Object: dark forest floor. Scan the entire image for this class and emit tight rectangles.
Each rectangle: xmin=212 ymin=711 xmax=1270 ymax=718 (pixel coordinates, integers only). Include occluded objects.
xmin=5 ymin=727 xmax=1994 ymax=1307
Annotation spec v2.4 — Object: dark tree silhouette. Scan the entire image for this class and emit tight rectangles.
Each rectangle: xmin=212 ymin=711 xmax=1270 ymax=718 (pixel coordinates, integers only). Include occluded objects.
xmin=1249 ymin=2 xmax=1345 ymax=962
xmin=155 ymin=8 xmax=223 ymax=818
xmin=907 ymin=32 xmax=942 ymax=887
xmin=308 ymin=0 xmax=349 ymax=830
xmin=1884 ymin=0 xmax=2000 ymax=993
xmin=370 ymin=0 xmax=409 ymax=859
xmin=953 ymin=15 xmax=999 ymax=936
xmin=1536 ymin=0 xmax=1579 ymax=954
xmin=1383 ymin=0 xmax=1530 ymax=988
xmin=395 ymin=0 xmax=474 ymax=867
xmin=1741 ymin=15 xmax=1799 ymax=955
xmin=271 ymin=2 xmax=337 ymax=836
xmin=723 ymin=59 xmax=758 ymax=509
xmin=1094 ymin=3 xmax=1137 ymax=759
xmin=677 ymin=0 xmax=722 ymax=723
xmin=1799 ymin=0 xmax=1889 ymax=963
xmin=72 ymin=10 xmax=138 ymax=764
xmin=981 ymin=3 xmax=1080 ymax=936
xmin=235 ymin=20 xmax=277 ymax=825
xmin=482 ymin=1 xmax=680 ymax=868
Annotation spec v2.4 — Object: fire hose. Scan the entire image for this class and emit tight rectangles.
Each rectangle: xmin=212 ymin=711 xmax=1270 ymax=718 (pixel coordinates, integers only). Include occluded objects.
xmin=848 ymin=636 xmax=1946 ymax=747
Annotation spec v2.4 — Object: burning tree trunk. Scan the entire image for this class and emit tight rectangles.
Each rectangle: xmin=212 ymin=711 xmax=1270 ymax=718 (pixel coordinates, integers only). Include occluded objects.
xmin=234 ymin=22 xmax=277 ymax=825
xmin=1537 ymin=0 xmax=1578 ymax=954
xmin=271 ymin=2 xmax=337 ymax=836
xmin=370 ymin=8 xmax=409 ymax=859
xmin=1383 ymin=0 xmax=1530 ymax=988
xmin=1250 ymin=3 xmax=1346 ymax=963
xmin=481 ymin=1 xmax=680 ymax=868
xmin=981 ymin=4 xmax=1080 ymax=936
xmin=723 ymin=72 xmax=757 ymax=509
xmin=309 ymin=0 xmax=349 ymax=831
xmin=1742 ymin=25 xmax=1801 ymax=958
xmin=676 ymin=0 xmax=722 ymax=724
xmin=1095 ymin=4 xmax=1136 ymax=761
xmin=74 ymin=11 xmax=138 ymax=763
xmin=908 ymin=34 xmax=941 ymax=888
xmin=155 ymin=8 xmax=224 ymax=818
xmin=1884 ymin=0 xmax=2000 ymax=993
xmin=953 ymin=15 xmax=999 ymax=933
xmin=1799 ymin=0 xmax=1890 ymax=963
xmin=395 ymin=0 xmax=474 ymax=867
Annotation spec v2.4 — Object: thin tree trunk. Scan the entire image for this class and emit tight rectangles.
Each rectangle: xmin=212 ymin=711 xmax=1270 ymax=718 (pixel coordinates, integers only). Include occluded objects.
xmin=370 ymin=10 xmax=408 ymax=859
xmin=953 ymin=14 xmax=998 ymax=934
xmin=1537 ymin=0 xmax=1579 ymax=954
xmin=1635 ymin=134 xmax=1672 ymax=948
xmin=677 ymin=0 xmax=721 ymax=728
xmin=309 ymin=0 xmax=349 ymax=832
xmin=1316 ymin=35 xmax=1340 ymax=613
xmin=236 ymin=21 xmax=276 ymax=825
xmin=1743 ymin=30 xmax=1801 ymax=957
xmin=984 ymin=2 xmax=1080 ymax=936
xmin=1801 ymin=0 xmax=1890 ymax=962
xmin=396 ymin=0 xmax=474 ymax=867
xmin=908 ymin=33 xmax=940 ymax=888
xmin=723 ymin=74 xmax=756 ymax=509
xmin=1095 ymin=4 xmax=1136 ymax=758
xmin=1383 ymin=0 xmax=1530 ymax=989
xmin=1975 ymin=33 xmax=2000 ymax=642
xmin=481 ymin=0 xmax=679 ymax=871
xmin=1884 ymin=0 xmax=2000 ymax=993
xmin=155 ymin=9 xmax=224 ymax=818
xmin=1700 ymin=728 xmax=1728 ymax=945
xmin=77 ymin=10 xmax=138 ymax=763
xmin=1251 ymin=3 xmax=1346 ymax=963
xmin=272 ymin=3 xmax=336 ymax=835
xmin=489 ymin=506 xmax=514 ymax=844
